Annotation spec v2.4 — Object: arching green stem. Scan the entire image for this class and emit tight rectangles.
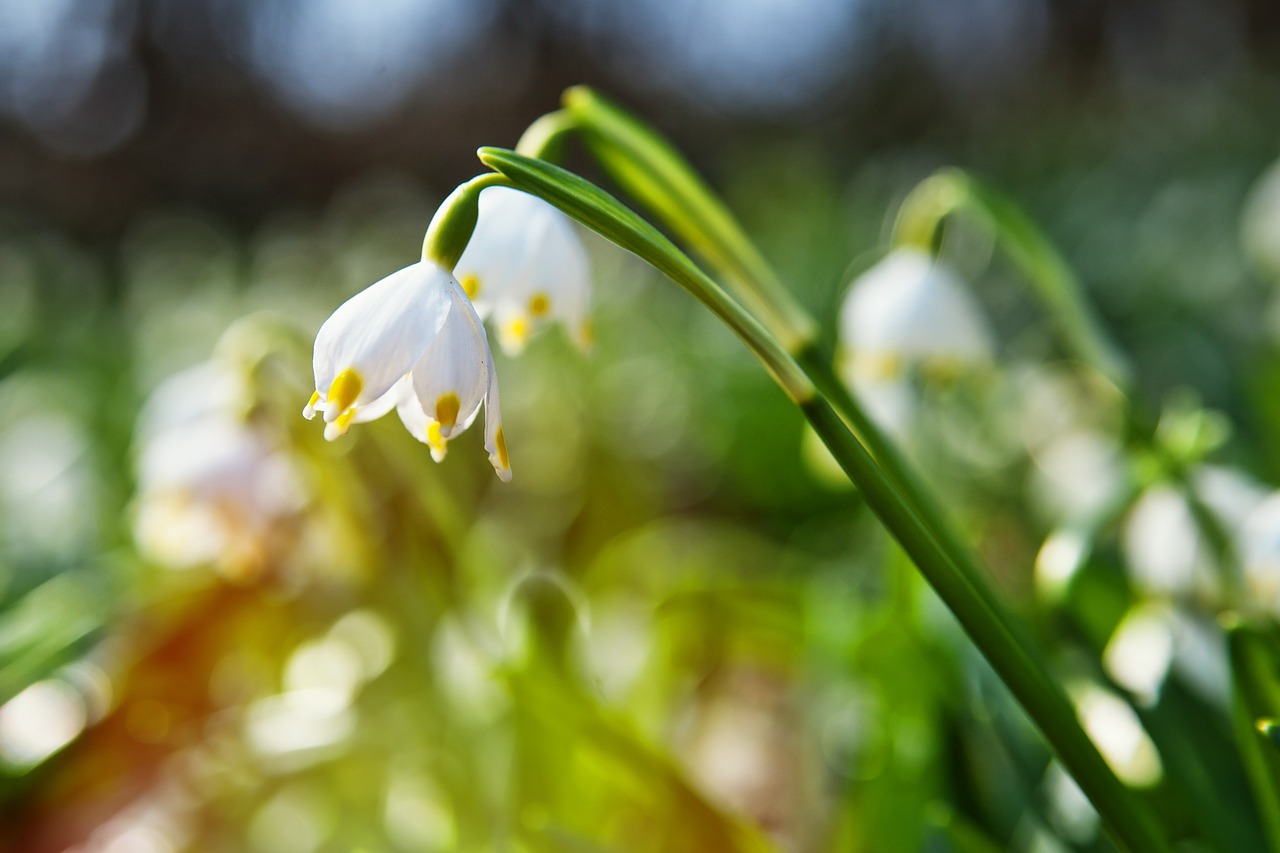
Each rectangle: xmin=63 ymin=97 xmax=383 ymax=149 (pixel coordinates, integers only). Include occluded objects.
xmin=475 ymin=147 xmax=1172 ymax=853
xmin=423 ymin=172 xmax=515 ymax=270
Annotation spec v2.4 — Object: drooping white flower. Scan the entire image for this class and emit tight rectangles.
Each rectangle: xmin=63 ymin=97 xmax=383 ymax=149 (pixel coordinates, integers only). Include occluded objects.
xmin=837 ymin=248 xmax=994 ymax=436
xmin=303 ymin=260 xmax=510 ymax=481
xmin=1122 ymin=465 xmax=1267 ymax=603
xmin=453 ymin=187 xmax=592 ymax=355
xmin=838 ymin=248 xmax=994 ymax=383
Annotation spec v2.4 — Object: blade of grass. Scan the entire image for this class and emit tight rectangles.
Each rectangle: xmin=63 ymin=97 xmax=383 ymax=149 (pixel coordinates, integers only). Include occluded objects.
xmin=1228 ymin=619 xmax=1280 ymax=851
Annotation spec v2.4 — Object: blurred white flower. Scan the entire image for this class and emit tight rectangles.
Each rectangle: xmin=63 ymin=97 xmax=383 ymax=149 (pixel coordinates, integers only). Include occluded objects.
xmin=453 ymin=187 xmax=592 ymax=355
xmin=1122 ymin=483 xmax=1210 ymax=599
xmin=1104 ymin=601 xmax=1231 ymax=708
xmin=837 ymin=249 xmax=994 ymax=434
xmin=1072 ymin=682 xmax=1162 ymax=788
xmin=1029 ymin=430 xmax=1127 ymax=525
xmin=304 ymin=260 xmax=510 ymax=480
xmin=838 ymin=248 xmax=994 ymax=381
xmin=1122 ymin=466 xmax=1267 ymax=604
xmin=133 ymin=361 xmax=307 ymax=579
xmin=1103 ymin=603 xmax=1176 ymax=705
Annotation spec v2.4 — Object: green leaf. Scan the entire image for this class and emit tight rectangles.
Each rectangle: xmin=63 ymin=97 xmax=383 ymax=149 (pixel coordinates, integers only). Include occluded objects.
xmin=0 ymin=573 xmax=103 ymax=704
xmin=475 ymin=148 xmax=1172 ymax=853
xmin=475 ymin=147 xmax=813 ymax=403
xmin=1228 ymin=620 xmax=1280 ymax=852
xmin=927 ymin=804 xmax=1006 ymax=853
xmin=562 ymin=86 xmax=815 ymax=350
xmin=894 ymin=169 xmax=1132 ymax=390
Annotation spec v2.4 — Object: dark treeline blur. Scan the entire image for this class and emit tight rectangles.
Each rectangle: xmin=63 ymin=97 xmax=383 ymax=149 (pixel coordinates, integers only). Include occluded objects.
xmin=2 ymin=0 xmax=1278 ymax=240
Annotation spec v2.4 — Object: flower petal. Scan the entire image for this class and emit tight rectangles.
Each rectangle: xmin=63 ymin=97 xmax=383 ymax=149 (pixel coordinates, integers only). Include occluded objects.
xmin=454 ymin=187 xmax=591 ymax=354
xmin=483 ymin=357 xmax=510 ymax=482
xmin=409 ymin=278 xmax=492 ymax=440
xmin=312 ymin=261 xmax=454 ymax=418
xmin=839 ymin=249 xmax=993 ymax=364
xmin=394 ymin=396 xmax=451 ymax=462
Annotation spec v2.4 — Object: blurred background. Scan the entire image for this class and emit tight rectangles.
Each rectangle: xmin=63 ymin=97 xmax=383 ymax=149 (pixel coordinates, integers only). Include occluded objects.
xmin=2 ymin=0 xmax=1280 ymax=850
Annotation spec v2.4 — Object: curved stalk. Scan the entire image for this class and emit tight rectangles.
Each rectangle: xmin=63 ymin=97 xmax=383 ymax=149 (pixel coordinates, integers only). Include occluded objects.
xmin=475 ymin=147 xmax=1172 ymax=853
xmin=561 ymin=86 xmax=817 ymax=352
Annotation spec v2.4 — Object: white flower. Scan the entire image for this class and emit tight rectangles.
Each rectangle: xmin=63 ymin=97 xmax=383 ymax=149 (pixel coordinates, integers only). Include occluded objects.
xmin=133 ymin=361 xmax=307 ymax=577
xmin=453 ymin=187 xmax=592 ymax=355
xmin=836 ymin=249 xmax=994 ymax=436
xmin=1122 ymin=466 xmax=1267 ymax=602
xmin=838 ymin=248 xmax=993 ymax=383
xmin=303 ymin=260 xmax=510 ymax=481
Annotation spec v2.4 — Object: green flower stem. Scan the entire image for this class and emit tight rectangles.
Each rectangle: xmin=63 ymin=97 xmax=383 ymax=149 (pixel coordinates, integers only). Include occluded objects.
xmin=901 ymin=172 xmax=1245 ymax=599
xmin=1227 ymin=619 xmax=1280 ymax=852
xmin=554 ymin=88 xmax=1041 ymax=666
xmin=475 ymin=148 xmax=813 ymax=403
xmin=550 ymin=90 xmax=1232 ymax=668
xmin=422 ymin=172 xmax=515 ymax=270
xmin=800 ymin=402 xmax=1168 ymax=853
xmin=515 ymin=110 xmax=579 ymax=162
xmin=793 ymin=343 xmax=1037 ymax=636
xmin=561 ymin=86 xmax=817 ymax=353
xmin=893 ymin=169 xmax=1132 ymax=392
xmin=476 ymin=148 xmax=1171 ymax=853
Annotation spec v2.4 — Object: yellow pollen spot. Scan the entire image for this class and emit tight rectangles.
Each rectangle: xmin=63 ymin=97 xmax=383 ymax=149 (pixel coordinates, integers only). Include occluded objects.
xmin=460 ymin=275 xmax=481 ymax=299
xmin=577 ymin=319 xmax=596 ymax=350
xmin=307 ymin=391 xmax=321 ymax=408
xmin=853 ymin=352 xmax=903 ymax=381
xmin=333 ymin=408 xmax=356 ymax=434
xmin=435 ymin=392 xmax=461 ymax=430
xmin=505 ymin=317 xmax=530 ymax=346
xmin=426 ymin=421 xmax=448 ymax=458
xmin=528 ymin=292 xmax=551 ymax=317
xmin=328 ymin=369 xmax=364 ymax=414
xmin=495 ymin=426 xmax=509 ymax=469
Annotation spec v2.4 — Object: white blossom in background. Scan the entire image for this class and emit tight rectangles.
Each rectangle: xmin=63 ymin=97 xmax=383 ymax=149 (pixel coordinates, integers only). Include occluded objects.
xmin=133 ymin=361 xmax=307 ymax=579
xmin=1028 ymin=430 xmax=1128 ymax=525
xmin=1103 ymin=603 xmax=1231 ymax=708
xmin=454 ymin=187 xmax=593 ymax=355
xmin=1103 ymin=603 xmax=1177 ymax=705
xmin=1071 ymin=682 xmax=1162 ymax=788
xmin=839 ymin=249 xmax=994 ymax=377
xmin=303 ymin=260 xmax=509 ymax=480
xmin=837 ymin=249 xmax=994 ymax=434
xmin=1121 ymin=484 xmax=1204 ymax=599
xmin=1121 ymin=466 xmax=1267 ymax=603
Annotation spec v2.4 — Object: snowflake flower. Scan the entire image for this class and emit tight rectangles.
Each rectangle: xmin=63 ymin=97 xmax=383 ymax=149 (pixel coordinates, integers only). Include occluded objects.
xmin=303 ymin=260 xmax=510 ymax=481
xmin=453 ymin=187 xmax=592 ymax=355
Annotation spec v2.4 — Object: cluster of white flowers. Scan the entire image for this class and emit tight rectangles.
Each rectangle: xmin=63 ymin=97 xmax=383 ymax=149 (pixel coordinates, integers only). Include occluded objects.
xmin=303 ymin=189 xmax=591 ymax=480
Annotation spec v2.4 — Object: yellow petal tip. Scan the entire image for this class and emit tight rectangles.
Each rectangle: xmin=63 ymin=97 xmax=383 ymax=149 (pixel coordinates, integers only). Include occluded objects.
xmin=326 ymin=369 xmax=364 ymax=418
xmin=426 ymin=421 xmax=449 ymax=462
xmin=435 ymin=392 xmax=461 ymax=434
xmin=528 ymin=292 xmax=551 ymax=318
